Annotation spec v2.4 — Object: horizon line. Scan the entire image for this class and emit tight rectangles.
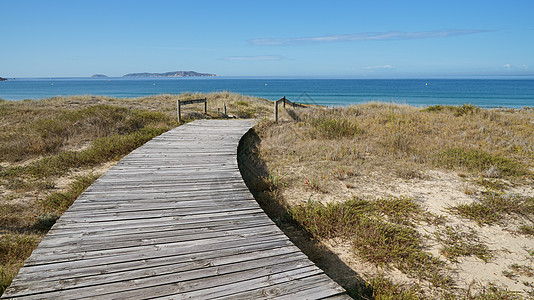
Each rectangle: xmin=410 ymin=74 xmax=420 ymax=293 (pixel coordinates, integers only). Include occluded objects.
xmin=4 ymin=74 xmax=534 ymax=80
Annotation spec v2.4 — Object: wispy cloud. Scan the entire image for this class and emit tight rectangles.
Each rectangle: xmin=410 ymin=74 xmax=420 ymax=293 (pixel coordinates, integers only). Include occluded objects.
xmin=224 ymin=55 xmax=286 ymax=61
xmin=365 ymin=65 xmax=393 ymax=70
xmin=503 ymin=63 xmax=528 ymax=70
xmin=249 ymin=29 xmax=490 ymax=46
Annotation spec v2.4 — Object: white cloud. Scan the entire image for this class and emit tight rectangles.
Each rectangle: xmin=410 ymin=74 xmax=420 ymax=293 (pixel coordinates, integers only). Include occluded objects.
xmin=224 ymin=55 xmax=285 ymax=61
xmin=365 ymin=65 xmax=393 ymax=70
xmin=249 ymin=29 xmax=490 ymax=46
xmin=503 ymin=64 xmax=528 ymax=70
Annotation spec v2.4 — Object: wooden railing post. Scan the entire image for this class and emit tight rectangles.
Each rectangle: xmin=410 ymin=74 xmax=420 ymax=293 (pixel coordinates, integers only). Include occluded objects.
xmin=177 ymin=98 xmax=207 ymax=122
xmin=275 ymin=101 xmax=279 ymax=123
xmin=274 ymin=96 xmax=306 ymax=122
xmin=224 ymin=102 xmax=227 ymax=115
xmin=177 ymin=100 xmax=182 ymax=123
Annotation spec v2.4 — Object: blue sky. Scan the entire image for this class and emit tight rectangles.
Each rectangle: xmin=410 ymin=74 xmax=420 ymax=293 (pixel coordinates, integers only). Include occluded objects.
xmin=2 ymin=0 xmax=533 ymax=77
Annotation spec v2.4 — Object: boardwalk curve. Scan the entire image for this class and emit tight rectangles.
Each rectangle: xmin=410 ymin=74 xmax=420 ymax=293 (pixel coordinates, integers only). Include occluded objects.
xmin=3 ymin=120 xmax=349 ymax=299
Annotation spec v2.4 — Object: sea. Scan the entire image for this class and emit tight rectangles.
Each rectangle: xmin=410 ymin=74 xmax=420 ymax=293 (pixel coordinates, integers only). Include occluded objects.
xmin=0 ymin=77 xmax=533 ymax=108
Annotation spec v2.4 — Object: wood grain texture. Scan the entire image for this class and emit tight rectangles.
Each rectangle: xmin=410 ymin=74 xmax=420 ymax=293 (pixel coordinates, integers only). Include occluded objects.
xmin=2 ymin=120 xmax=350 ymax=299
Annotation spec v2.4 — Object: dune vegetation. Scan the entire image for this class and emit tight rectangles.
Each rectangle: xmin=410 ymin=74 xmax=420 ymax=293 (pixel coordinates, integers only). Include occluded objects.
xmin=241 ymin=102 xmax=534 ymax=299
xmin=0 ymin=92 xmax=271 ymax=294
xmin=1 ymin=93 xmax=534 ymax=299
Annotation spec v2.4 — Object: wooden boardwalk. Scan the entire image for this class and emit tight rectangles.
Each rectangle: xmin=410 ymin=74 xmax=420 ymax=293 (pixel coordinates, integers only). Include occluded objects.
xmin=2 ymin=120 xmax=349 ymax=299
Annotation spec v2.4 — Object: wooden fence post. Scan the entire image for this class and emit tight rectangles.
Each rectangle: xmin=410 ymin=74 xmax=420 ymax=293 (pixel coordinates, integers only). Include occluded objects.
xmin=177 ymin=100 xmax=182 ymax=123
xmin=224 ymin=102 xmax=227 ymax=115
xmin=283 ymin=96 xmax=286 ymax=109
xmin=275 ymin=101 xmax=279 ymax=123
xmin=204 ymin=98 xmax=207 ymax=114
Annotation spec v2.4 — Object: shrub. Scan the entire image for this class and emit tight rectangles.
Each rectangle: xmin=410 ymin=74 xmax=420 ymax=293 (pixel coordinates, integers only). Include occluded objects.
xmin=290 ymin=197 xmax=451 ymax=286
xmin=436 ymin=148 xmax=527 ymax=177
xmin=448 ymin=192 xmax=534 ymax=225
xmin=421 ymin=105 xmax=445 ymax=113
xmin=453 ymin=103 xmax=479 ymax=117
xmin=309 ymin=118 xmax=363 ymax=139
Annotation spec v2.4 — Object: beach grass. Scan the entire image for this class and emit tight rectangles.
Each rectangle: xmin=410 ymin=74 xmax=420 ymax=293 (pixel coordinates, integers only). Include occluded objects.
xmin=0 ymin=92 xmax=272 ymax=295
xmin=244 ymin=102 xmax=534 ymax=298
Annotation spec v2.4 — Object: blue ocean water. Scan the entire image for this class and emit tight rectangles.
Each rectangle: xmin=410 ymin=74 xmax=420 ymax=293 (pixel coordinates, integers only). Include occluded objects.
xmin=0 ymin=77 xmax=532 ymax=108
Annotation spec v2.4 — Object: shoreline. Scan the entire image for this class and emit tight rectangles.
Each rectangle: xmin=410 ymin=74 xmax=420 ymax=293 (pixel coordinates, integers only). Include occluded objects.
xmin=2 ymin=95 xmax=533 ymax=112
xmin=1 ymin=79 xmax=533 ymax=108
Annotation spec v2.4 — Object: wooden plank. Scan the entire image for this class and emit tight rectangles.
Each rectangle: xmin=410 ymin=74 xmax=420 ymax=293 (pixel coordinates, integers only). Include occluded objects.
xmin=153 ymin=267 xmax=326 ymax=299
xmin=11 ymin=258 xmax=316 ymax=299
xmin=34 ymin=219 xmax=275 ymax=250
xmin=37 ymin=214 xmax=273 ymax=242
xmin=179 ymin=98 xmax=206 ymax=105
xmin=29 ymin=225 xmax=278 ymax=255
xmin=10 ymin=247 xmax=306 ymax=295
xmin=18 ymin=242 xmax=298 ymax=282
xmin=17 ymin=236 xmax=291 ymax=277
xmin=208 ymin=274 xmax=345 ymax=300
xmin=26 ymin=227 xmax=284 ymax=266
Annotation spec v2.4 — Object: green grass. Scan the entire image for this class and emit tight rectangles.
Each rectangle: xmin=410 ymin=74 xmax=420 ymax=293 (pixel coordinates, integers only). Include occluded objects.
xmin=0 ymin=105 xmax=175 ymax=163
xmin=448 ymin=192 xmax=534 ymax=226
xmin=421 ymin=104 xmax=447 ymax=113
xmin=519 ymin=225 xmax=534 ymax=237
xmin=476 ymin=178 xmax=509 ymax=191
xmin=510 ymin=264 xmax=534 ymax=277
xmin=42 ymin=174 xmax=100 ymax=213
xmin=421 ymin=103 xmax=479 ymax=117
xmin=2 ymin=127 xmax=168 ymax=179
xmin=0 ymin=234 xmax=36 ymax=265
xmin=290 ymin=197 xmax=452 ymax=287
xmin=453 ymin=103 xmax=480 ymax=117
xmin=365 ymin=273 xmax=424 ymax=300
xmin=309 ymin=118 xmax=363 ymax=139
xmin=0 ymin=234 xmax=38 ymax=295
xmin=464 ymin=284 xmax=523 ymax=300
xmin=436 ymin=148 xmax=528 ymax=177
xmin=434 ymin=225 xmax=492 ymax=262
xmin=32 ymin=213 xmax=60 ymax=232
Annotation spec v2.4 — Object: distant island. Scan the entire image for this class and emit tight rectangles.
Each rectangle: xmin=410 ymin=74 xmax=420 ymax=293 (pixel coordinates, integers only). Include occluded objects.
xmin=0 ymin=77 xmax=7 ymax=81
xmin=123 ymin=71 xmax=216 ymax=78
xmin=91 ymin=74 xmax=108 ymax=78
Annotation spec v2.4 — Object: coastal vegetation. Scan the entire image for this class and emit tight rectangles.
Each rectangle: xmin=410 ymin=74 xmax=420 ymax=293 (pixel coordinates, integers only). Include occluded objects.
xmin=240 ymin=101 xmax=534 ymax=298
xmin=2 ymin=93 xmax=534 ymax=298
xmin=0 ymin=92 xmax=269 ymax=295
